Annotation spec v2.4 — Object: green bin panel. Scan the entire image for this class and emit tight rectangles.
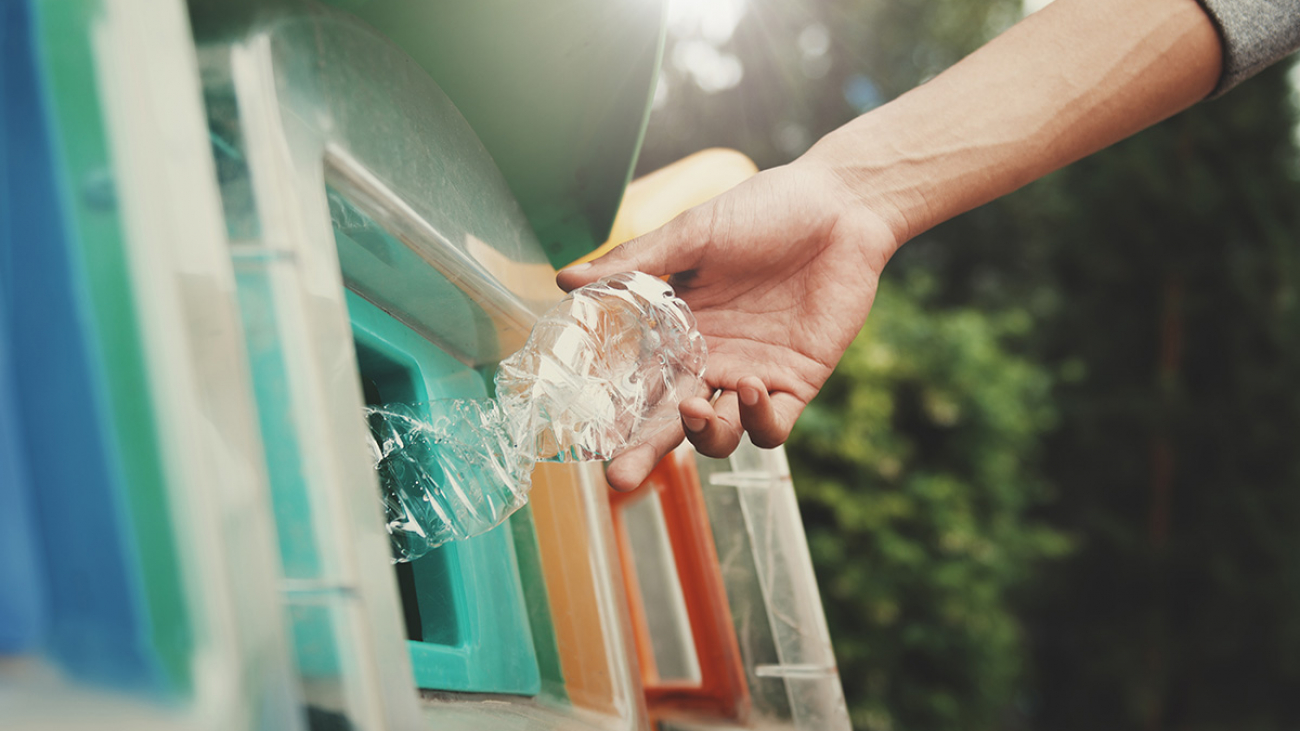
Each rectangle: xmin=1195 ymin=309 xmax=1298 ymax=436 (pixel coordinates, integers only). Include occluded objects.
xmin=27 ymin=0 xmax=193 ymax=693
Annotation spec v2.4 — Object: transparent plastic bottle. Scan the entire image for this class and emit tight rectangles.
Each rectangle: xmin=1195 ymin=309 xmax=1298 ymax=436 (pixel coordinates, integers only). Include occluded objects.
xmin=495 ymin=271 xmax=708 ymax=462
xmin=366 ymin=399 xmax=534 ymax=562
xmin=365 ymin=271 xmax=707 ymax=562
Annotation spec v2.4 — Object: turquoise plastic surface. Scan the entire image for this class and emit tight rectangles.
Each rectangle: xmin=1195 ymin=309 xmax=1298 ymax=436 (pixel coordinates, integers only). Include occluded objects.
xmin=328 ymin=186 xmax=499 ymax=363
xmin=346 ymin=291 xmax=541 ymax=695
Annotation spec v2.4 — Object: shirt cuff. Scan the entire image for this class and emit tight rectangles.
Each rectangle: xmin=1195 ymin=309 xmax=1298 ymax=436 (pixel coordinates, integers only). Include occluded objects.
xmin=1194 ymin=0 xmax=1300 ymax=97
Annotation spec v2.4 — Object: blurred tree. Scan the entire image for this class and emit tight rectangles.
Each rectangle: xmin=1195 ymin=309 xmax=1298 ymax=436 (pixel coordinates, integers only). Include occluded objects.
xmin=638 ymin=0 xmax=1020 ymax=173
xmin=639 ymin=0 xmax=1300 ymax=728
xmin=789 ymin=274 xmax=1069 ymax=731
xmin=899 ymin=52 xmax=1300 ymax=729
xmin=978 ymin=63 xmax=1300 ymax=731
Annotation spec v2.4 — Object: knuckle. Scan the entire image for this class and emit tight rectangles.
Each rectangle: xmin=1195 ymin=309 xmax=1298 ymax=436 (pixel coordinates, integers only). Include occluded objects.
xmin=690 ymin=437 xmax=729 ymax=459
xmin=748 ymin=428 xmax=789 ymax=450
xmin=691 ymin=431 xmax=741 ymax=459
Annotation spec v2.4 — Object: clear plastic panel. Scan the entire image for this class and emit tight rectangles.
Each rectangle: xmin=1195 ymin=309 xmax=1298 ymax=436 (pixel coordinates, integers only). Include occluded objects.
xmin=620 ymin=491 xmax=702 ymax=685
xmin=694 ymin=439 xmax=851 ymax=731
xmin=203 ymin=27 xmax=422 ymax=731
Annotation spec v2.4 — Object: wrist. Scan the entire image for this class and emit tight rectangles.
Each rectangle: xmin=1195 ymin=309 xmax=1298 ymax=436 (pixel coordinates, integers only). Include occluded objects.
xmin=792 ymin=111 xmax=931 ymax=246
xmin=782 ymin=145 xmax=908 ymax=266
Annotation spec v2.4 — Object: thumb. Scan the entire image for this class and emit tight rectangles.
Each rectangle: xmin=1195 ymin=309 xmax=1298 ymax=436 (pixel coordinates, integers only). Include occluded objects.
xmin=555 ymin=209 xmax=705 ymax=292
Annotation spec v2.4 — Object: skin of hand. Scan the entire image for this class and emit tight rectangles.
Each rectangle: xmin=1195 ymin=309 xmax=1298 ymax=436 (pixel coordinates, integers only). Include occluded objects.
xmin=557 ymin=0 xmax=1221 ymax=492
xmin=558 ymin=164 xmax=899 ymax=490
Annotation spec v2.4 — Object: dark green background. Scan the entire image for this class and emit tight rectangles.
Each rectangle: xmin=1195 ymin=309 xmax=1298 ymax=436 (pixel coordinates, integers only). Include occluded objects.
xmin=639 ymin=1 xmax=1300 ymax=729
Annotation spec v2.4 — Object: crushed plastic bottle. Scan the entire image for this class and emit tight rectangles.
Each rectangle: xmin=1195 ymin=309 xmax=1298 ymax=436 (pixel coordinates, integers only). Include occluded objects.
xmin=365 ymin=271 xmax=707 ymax=562
xmin=366 ymin=400 xmax=534 ymax=560
xmin=495 ymin=271 xmax=708 ymax=462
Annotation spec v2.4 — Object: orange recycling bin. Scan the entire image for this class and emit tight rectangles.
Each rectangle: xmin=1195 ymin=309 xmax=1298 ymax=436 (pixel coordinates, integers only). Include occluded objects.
xmin=609 ymin=449 xmax=751 ymax=723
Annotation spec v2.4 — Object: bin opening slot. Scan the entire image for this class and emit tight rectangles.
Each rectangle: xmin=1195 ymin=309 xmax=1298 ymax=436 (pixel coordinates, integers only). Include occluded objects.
xmin=352 ymin=337 xmax=460 ymax=647
xmin=620 ymin=489 xmax=702 ymax=685
xmin=334 ymin=178 xmax=541 ymax=695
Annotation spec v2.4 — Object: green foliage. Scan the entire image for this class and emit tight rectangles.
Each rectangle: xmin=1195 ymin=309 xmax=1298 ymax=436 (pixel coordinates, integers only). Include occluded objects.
xmin=1025 ymin=65 xmax=1300 ymax=731
xmin=789 ymin=275 xmax=1070 ymax=731
xmin=642 ymin=0 xmax=1300 ymax=727
xmin=896 ymin=61 xmax=1300 ymax=730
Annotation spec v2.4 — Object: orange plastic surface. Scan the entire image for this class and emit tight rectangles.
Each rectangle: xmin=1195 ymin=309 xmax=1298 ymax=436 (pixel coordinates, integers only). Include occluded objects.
xmin=569 ymin=148 xmax=759 ymax=267
xmin=529 ymin=463 xmax=619 ymax=712
xmin=610 ymin=450 xmax=750 ymax=722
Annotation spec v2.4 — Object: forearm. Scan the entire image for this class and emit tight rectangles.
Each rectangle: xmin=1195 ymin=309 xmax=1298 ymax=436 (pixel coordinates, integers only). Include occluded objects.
xmin=799 ymin=0 xmax=1221 ymax=244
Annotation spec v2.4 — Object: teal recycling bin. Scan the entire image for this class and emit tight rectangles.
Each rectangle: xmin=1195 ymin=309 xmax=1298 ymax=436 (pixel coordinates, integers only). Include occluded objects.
xmin=345 ymin=286 xmax=540 ymax=694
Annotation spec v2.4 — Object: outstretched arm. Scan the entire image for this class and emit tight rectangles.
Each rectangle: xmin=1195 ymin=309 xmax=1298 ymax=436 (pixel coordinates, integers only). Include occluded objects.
xmin=806 ymin=0 xmax=1220 ymax=244
xmin=558 ymin=0 xmax=1222 ymax=491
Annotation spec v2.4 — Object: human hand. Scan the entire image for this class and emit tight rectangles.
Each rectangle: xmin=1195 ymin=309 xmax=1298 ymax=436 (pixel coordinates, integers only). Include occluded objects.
xmin=556 ymin=161 xmax=901 ymax=491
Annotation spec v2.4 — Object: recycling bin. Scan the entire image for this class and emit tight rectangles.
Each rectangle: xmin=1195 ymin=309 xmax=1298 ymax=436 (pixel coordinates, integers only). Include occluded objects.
xmin=3 ymin=2 xmax=848 ymax=730
xmin=3 ymin=1 xmax=302 ymax=729
xmin=198 ymin=5 xmax=651 ymax=728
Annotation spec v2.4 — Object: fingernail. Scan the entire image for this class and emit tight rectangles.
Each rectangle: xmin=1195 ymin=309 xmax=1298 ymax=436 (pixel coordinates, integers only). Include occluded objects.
xmin=684 ymin=416 xmax=706 ymax=433
xmin=563 ymin=262 xmax=592 ymax=273
xmin=740 ymin=386 xmax=760 ymax=406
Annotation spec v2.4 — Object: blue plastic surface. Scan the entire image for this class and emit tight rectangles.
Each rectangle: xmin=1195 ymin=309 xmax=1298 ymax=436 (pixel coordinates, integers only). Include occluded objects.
xmin=0 ymin=269 xmax=43 ymax=654
xmin=0 ymin=1 xmax=45 ymax=656
xmin=0 ymin=0 xmax=166 ymax=691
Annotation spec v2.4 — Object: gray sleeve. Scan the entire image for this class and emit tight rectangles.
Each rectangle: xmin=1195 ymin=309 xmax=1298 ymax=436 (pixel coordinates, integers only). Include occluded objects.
xmin=1195 ymin=0 xmax=1300 ymax=96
